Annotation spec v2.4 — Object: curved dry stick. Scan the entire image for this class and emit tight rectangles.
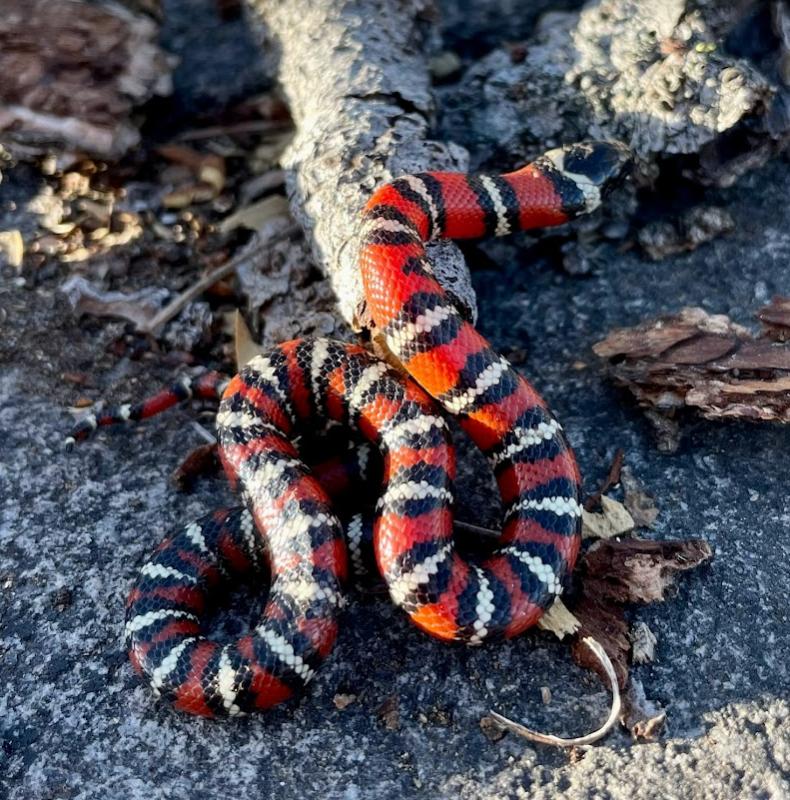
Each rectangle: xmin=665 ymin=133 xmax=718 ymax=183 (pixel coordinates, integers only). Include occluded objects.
xmin=489 ymin=636 xmax=621 ymax=747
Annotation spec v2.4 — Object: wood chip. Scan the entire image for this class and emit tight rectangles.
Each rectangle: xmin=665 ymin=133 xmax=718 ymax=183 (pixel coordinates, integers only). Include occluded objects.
xmin=594 ymin=305 xmax=790 ymax=440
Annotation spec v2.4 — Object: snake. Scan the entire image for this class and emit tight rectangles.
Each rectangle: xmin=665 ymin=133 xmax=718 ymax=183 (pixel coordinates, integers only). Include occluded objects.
xmin=72 ymin=141 xmax=631 ymax=716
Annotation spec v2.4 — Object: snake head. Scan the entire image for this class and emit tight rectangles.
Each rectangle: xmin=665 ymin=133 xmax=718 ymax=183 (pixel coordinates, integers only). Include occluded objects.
xmin=537 ymin=141 xmax=633 ymax=218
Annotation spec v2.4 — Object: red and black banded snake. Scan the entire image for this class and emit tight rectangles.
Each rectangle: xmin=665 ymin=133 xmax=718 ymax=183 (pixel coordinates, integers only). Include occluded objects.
xmin=70 ymin=141 xmax=631 ymax=716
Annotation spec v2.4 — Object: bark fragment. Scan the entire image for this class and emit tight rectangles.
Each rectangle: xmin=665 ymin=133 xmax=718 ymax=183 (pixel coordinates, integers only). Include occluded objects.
xmin=571 ymin=537 xmax=713 ymax=690
xmin=593 ymin=304 xmax=790 ymax=445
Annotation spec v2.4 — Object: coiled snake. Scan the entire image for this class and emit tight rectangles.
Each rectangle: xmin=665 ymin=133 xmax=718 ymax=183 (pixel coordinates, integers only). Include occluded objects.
xmin=71 ymin=142 xmax=631 ymax=716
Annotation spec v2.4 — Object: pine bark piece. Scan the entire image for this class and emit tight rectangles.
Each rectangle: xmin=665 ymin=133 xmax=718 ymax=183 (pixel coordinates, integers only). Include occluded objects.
xmin=0 ymin=0 xmax=173 ymax=158
xmin=593 ymin=304 xmax=790 ymax=434
xmin=245 ymin=0 xmax=475 ymax=332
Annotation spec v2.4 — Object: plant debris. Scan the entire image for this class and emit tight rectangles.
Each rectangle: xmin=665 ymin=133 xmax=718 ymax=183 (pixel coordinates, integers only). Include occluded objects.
xmin=582 ymin=495 xmax=635 ymax=541
xmin=333 ymin=693 xmax=358 ymax=711
xmin=629 ymin=621 xmax=658 ymax=664
xmin=60 ymin=275 xmax=167 ymax=328
xmin=637 ymin=206 xmax=735 ymax=261
xmin=620 ymin=678 xmax=667 ymax=740
xmin=479 ymin=714 xmax=508 ymax=743
xmin=583 ymin=447 xmax=625 ymax=512
xmin=593 ymin=303 xmax=790 ymax=450
xmin=572 ymin=537 xmax=713 ymax=688
xmin=621 ymin=466 xmax=659 ymax=529
xmin=376 ymin=695 xmax=401 ymax=731
xmin=0 ymin=0 xmax=173 ymax=158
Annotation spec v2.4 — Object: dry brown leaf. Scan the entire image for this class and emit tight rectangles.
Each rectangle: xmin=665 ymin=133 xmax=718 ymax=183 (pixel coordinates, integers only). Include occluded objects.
xmin=582 ymin=538 xmax=713 ymax=606
xmin=234 ymin=310 xmax=266 ymax=369
xmin=582 ymin=495 xmax=635 ymax=540
xmin=220 ymin=194 xmax=290 ymax=234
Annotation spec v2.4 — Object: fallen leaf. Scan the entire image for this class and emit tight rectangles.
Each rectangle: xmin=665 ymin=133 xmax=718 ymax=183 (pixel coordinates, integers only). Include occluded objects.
xmin=234 ymin=310 xmax=266 ymax=369
xmin=582 ymin=495 xmax=635 ymax=540
xmin=219 ymin=194 xmax=290 ymax=234
xmin=582 ymin=538 xmax=713 ymax=605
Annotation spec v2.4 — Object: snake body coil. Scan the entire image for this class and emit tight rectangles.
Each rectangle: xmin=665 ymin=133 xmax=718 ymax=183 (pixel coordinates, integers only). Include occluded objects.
xmin=80 ymin=142 xmax=631 ymax=715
